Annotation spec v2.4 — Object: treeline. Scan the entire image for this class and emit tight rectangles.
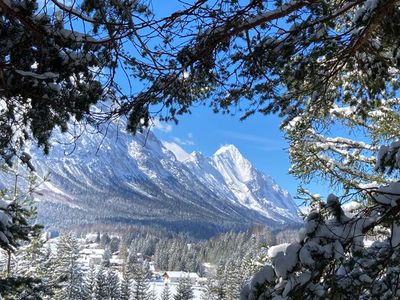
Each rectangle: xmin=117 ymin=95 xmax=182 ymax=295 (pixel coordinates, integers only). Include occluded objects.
xmin=80 ymin=224 xmax=299 ymax=274
xmin=37 ymin=199 xmax=248 ymax=239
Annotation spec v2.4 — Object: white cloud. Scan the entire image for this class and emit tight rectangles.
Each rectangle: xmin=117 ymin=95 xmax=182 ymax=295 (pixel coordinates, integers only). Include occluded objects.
xmin=219 ymin=130 xmax=285 ymax=151
xmin=173 ymin=136 xmax=195 ymax=146
xmin=152 ymin=119 xmax=173 ymax=133
xmin=162 ymin=141 xmax=191 ymax=162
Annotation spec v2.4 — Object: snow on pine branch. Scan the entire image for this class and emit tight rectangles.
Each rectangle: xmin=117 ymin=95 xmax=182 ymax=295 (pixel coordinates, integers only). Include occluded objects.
xmin=241 ymin=188 xmax=400 ymax=299
xmin=285 ymin=97 xmax=400 ymax=189
xmin=375 ymin=141 xmax=400 ymax=174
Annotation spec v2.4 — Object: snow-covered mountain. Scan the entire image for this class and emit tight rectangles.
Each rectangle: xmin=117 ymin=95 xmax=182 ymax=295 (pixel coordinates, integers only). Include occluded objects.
xmin=25 ymin=121 xmax=299 ymax=237
xmin=184 ymin=146 xmax=298 ymax=223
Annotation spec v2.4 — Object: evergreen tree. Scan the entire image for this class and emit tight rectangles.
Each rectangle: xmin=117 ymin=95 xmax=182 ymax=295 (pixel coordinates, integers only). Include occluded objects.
xmin=101 ymin=233 xmax=111 ymax=248
xmin=242 ymin=172 xmax=400 ymax=299
xmin=125 ymin=252 xmax=138 ymax=277
xmin=201 ymin=278 xmax=217 ymax=300
xmin=106 ymin=268 xmax=120 ymax=299
xmin=119 ymin=269 xmax=131 ymax=300
xmin=174 ymin=276 xmax=194 ymax=300
xmin=62 ymin=266 xmax=87 ymax=300
xmin=214 ymin=264 xmax=227 ymax=300
xmin=223 ymin=260 xmax=242 ymax=300
xmin=94 ymin=266 xmax=108 ymax=300
xmin=0 ymin=0 xmax=155 ymax=158
xmin=19 ymin=0 xmax=389 ymax=145
xmin=102 ymin=247 xmax=112 ymax=267
xmin=284 ymin=97 xmax=400 ymax=191
xmin=15 ymin=234 xmax=51 ymax=279
xmin=148 ymin=289 xmax=158 ymax=300
xmin=155 ymin=239 xmax=170 ymax=271
xmin=161 ymin=283 xmax=172 ymax=300
xmin=130 ymin=255 xmax=150 ymax=300
xmin=51 ymin=234 xmax=87 ymax=300
xmin=118 ymin=242 xmax=129 ymax=262
xmin=0 ymin=167 xmax=47 ymax=298
xmin=95 ymin=232 xmax=101 ymax=244
xmin=85 ymin=266 xmax=97 ymax=300
xmin=241 ymin=253 xmax=260 ymax=282
xmin=109 ymin=237 xmax=120 ymax=254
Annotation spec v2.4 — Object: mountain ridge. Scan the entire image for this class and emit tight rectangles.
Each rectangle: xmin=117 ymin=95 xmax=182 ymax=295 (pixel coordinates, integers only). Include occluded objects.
xmin=24 ymin=122 xmax=300 ymax=238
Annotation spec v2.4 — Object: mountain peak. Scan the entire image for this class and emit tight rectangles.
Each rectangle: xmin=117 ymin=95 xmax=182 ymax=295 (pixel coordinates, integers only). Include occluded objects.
xmin=212 ymin=144 xmax=254 ymax=183
xmin=190 ymin=151 xmax=203 ymax=158
xmin=186 ymin=151 xmax=206 ymax=163
xmin=214 ymin=144 xmax=241 ymax=156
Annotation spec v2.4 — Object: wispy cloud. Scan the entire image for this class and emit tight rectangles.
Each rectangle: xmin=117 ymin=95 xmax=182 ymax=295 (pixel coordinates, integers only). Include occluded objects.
xmin=168 ymin=132 xmax=195 ymax=146
xmin=151 ymin=119 xmax=173 ymax=133
xmin=173 ymin=136 xmax=195 ymax=146
xmin=219 ymin=130 xmax=286 ymax=151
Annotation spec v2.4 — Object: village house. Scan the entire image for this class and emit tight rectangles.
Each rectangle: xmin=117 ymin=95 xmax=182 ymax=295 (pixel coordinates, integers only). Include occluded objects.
xmin=162 ymin=271 xmax=200 ymax=285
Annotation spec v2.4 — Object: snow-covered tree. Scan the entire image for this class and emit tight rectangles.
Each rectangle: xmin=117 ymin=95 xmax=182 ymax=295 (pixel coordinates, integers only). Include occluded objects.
xmin=85 ymin=265 xmax=97 ymax=300
xmin=174 ymin=276 xmax=194 ymax=300
xmin=119 ymin=269 xmax=131 ymax=300
xmin=4 ymin=0 xmax=399 ymax=157
xmin=51 ymin=234 xmax=87 ymax=300
xmin=0 ymin=0 xmax=160 ymax=161
xmin=12 ymin=233 xmax=53 ymax=299
xmin=118 ymin=242 xmax=129 ymax=262
xmin=241 ymin=253 xmax=261 ymax=282
xmin=148 ymin=289 xmax=158 ymax=300
xmin=222 ymin=0 xmax=400 ymax=299
xmin=109 ymin=237 xmax=120 ymax=254
xmin=130 ymin=256 xmax=150 ymax=300
xmin=161 ymin=283 xmax=172 ymax=300
xmin=224 ymin=260 xmax=243 ymax=300
xmin=0 ymin=167 xmax=49 ymax=299
xmin=77 ymin=0 xmax=400 ymax=144
xmin=106 ymin=268 xmax=120 ymax=300
xmin=201 ymin=277 xmax=218 ymax=300
xmin=214 ymin=264 xmax=227 ymax=300
xmin=285 ymin=98 xmax=400 ymax=192
xmin=94 ymin=265 xmax=109 ymax=299
xmin=15 ymin=235 xmax=50 ymax=278
xmin=0 ymin=167 xmax=43 ymax=258
xmin=102 ymin=247 xmax=112 ymax=267
xmin=101 ymin=233 xmax=111 ymax=248
xmin=241 ymin=153 xmax=400 ymax=299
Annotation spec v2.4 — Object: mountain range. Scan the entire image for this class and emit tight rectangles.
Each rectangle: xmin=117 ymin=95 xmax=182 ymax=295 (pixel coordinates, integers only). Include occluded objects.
xmin=25 ymin=120 xmax=300 ymax=238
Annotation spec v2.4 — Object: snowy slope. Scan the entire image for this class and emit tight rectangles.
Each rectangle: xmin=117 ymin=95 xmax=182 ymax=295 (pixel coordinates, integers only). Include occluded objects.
xmin=22 ymin=121 xmax=299 ymax=237
xmin=184 ymin=145 xmax=299 ymax=223
xmin=213 ymin=145 xmax=299 ymax=221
